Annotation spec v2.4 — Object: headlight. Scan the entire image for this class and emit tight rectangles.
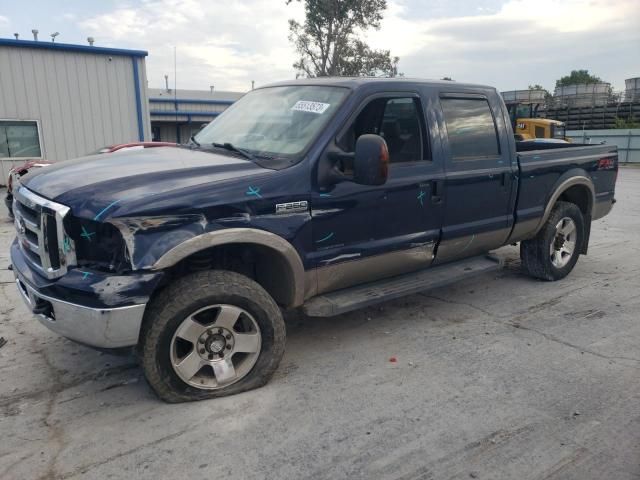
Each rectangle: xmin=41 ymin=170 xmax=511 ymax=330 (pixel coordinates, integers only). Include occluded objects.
xmin=63 ymin=216 xmax=130 ymax=273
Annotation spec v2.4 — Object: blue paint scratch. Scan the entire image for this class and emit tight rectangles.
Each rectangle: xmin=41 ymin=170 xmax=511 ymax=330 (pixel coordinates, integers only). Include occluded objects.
xmin=93 ymin=199 xmax=122 ymax=221
xmin=246 ymin=186 xmax=262 ymax=198
xmin=316 ymin=232 xmax=335 ymax=243
xmin=80 ymin=226 xmax=96 ymax=242
xmin=417 ymin=190 xmax=426 ymax=206
xmin=319 ymin=193 xmax=332 ymax=197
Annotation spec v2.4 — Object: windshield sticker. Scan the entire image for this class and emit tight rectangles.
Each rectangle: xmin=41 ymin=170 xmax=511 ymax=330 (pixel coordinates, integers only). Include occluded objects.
xmin=291 ymin=101 xmax=331 ymax=114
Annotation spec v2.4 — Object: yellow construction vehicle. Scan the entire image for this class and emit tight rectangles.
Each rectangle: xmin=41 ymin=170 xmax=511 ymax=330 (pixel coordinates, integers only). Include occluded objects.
xmin=507 ymin=102 xmax=568 ymax=141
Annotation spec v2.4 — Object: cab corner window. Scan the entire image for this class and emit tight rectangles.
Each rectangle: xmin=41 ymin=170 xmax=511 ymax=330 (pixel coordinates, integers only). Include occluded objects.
xmin=440 ymin=98 xmax=500 ymax=160
xmin=339 ymin=96 xmax=429 ymax=163
xmin=0 ymin=121 xmax=42 ymax=158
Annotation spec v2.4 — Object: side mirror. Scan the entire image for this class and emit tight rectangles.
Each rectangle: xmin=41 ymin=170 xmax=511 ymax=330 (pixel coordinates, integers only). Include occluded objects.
xmin=353 ymin=134 xmax=389 ymax=186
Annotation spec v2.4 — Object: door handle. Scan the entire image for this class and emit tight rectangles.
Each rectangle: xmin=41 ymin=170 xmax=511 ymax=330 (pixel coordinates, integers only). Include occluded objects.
xmin=431 ymin=179 xmax=444 ymax=204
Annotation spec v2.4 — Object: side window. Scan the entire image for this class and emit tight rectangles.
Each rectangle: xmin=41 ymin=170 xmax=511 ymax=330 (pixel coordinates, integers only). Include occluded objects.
xmin=534 ymin=125 xmax=545 ymax=138
xmin=0 ymin=121 xmax=42 ymax=158
xmin=440 ymin=98 xmax=500 ymax=160
xmin=338 ymin=96 xmax=429 ymax=163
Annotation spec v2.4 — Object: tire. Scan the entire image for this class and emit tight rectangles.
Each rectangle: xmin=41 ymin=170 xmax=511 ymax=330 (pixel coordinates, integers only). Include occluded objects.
xmin=520 ymin=201 xmax=585 ymax=281
xmin=139 ymin=270 xmax=286 ymax=403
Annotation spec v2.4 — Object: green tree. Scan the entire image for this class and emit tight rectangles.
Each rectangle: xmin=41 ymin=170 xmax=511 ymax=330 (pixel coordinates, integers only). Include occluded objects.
xmin=288 ymin=0 xmax=399 ymax=77
xmin=555 ymin=70 xmax=603 ymax=87
xmin=614 ymin=117 xmax=640 ymax=129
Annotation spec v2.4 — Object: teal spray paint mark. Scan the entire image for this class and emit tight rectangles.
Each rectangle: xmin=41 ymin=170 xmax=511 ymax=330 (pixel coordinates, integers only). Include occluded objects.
xmin=417 ymin=190 xmax=426 ymax=206
xmin=246 ymin=186 xmax=262 ymax=198
xmin=316 ymin=232 xmax=335 ymax=243
xmin=78 ymin=270 xmax=93 ymax=280
xmin=94 ymin=199 xmax=122 ymax=221
xmin=319 ymin=193 xmax=332 ymax=197
xmin=80 ymin=226 xmax=96 ymax=242
xmin=62 ymin=236 xmax=71 ymax=254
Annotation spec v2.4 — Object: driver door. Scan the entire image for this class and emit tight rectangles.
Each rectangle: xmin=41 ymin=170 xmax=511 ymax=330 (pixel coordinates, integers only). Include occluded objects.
xmin=310 ymin=90 xmax=443 ymax=295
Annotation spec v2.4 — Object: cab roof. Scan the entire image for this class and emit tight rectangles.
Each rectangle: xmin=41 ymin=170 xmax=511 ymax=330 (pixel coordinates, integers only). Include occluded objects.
xmin=262 ymin=76 xmax=495 ymax=92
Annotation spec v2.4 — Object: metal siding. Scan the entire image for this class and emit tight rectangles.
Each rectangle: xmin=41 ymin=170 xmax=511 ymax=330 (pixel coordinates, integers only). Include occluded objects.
xmin=0 ymin=49 xmax=18 ymax=116
xmin=57 ymin=53 xmax=79 ymax=157
xmin=84 ymin=55 xmax=107 ymax=151
xmin=567 ymin=129 xmax=640 ymax=163
xmin=138 ymin=58 xmax=151 ymax=140
xmin=119 ymin=57 xmax=136 ymax=141
xmin=0 ymin=45 xmax=150 ymax=171
xmin=30 ymin=49 xmax=56 ymax=160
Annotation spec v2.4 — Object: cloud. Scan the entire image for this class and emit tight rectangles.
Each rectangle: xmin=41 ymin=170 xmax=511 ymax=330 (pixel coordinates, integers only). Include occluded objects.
xmin=76 ymin=0 xmax=638 ymax=93
xmin=368 ymin=0 xmax=639 ymax=91
xmin=0 ymin=15 xmax=9 ymax=26
xmin=79 ymin=0 xmax=305 ymax=92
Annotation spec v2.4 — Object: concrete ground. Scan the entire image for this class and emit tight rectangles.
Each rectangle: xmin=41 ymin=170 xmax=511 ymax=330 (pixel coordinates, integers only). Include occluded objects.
xmin=1 ymin=168 xmax=639 ymax=480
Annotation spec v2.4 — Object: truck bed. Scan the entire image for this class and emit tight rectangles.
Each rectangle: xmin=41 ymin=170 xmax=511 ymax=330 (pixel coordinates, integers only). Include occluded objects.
xmin=508 ymin=142 xmax=618 ymax=243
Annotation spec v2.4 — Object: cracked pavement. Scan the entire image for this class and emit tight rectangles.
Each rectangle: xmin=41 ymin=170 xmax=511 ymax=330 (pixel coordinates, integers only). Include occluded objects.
xmin=1 ymin=168 xmax=639 ymax=480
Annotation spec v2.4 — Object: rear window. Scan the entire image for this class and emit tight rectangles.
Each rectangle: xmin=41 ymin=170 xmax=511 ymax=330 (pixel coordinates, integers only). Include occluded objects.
xmin=440 ymin=98 xmax=500 ymax=159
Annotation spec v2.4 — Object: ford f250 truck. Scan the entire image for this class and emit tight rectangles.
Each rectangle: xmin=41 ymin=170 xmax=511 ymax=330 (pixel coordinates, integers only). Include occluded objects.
xmin=10 ymin=78 xmax=617 ymax=402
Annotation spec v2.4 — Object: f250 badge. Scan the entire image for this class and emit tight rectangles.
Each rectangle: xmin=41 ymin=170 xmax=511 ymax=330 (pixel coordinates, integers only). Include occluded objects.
xmin=275 ymin=201 xmax=309 ymax=214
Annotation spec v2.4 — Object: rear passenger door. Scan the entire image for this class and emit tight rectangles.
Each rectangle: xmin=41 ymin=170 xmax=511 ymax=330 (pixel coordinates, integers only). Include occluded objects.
xmin=435 ymin=94 xmax=516 ymax=263
xmin=374 ymin=95 xmax=443 ymax=258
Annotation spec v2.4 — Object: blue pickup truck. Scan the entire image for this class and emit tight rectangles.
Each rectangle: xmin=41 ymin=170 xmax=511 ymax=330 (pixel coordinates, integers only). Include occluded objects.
xmin=11 ymin=77 xmax=617 ymax=402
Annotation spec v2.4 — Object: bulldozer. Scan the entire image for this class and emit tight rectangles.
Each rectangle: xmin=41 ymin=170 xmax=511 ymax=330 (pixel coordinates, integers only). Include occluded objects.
xmin=506 ymin=102 xmax=568 ymax=142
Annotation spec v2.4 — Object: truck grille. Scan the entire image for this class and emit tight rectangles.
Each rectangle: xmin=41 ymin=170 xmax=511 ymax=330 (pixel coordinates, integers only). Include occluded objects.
xmin=13 ymin=186 xmax=76 ymax=279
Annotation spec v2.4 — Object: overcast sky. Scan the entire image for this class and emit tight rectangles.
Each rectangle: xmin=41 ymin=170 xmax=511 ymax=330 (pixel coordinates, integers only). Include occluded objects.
xmin=0 ymin=0 xmax=638 ymax=93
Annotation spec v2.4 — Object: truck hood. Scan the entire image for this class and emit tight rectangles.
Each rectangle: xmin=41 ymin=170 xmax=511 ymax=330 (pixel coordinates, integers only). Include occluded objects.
xmin=20 ymin=146 xmax=271 ymax=218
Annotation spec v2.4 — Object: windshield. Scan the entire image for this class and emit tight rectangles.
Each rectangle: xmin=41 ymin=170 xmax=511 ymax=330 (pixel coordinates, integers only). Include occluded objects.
xmin=194 ymin=85 xmax=349 ymax=163
xmin=552 ymin=124 xmax=566 ymax=139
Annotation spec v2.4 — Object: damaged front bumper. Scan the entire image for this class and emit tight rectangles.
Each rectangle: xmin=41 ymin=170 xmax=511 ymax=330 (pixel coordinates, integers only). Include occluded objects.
xmin=11 ymin=239 xmax=164 ymax=349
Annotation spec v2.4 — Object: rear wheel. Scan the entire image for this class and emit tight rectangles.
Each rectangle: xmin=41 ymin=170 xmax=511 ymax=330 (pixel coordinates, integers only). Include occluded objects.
xmin=139 ymin=270 xmax=286 ymax=402
xmin=520 ymin=201 xmax=585 ymax=281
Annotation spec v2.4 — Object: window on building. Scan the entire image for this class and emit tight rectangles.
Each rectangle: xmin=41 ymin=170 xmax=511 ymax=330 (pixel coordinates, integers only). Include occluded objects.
xmin=0 ymin=121 xmax=42 ymax=158
xmin=440 ymin=98 xmax=500 ymax=160
xmin=535 ymin=126 xmax=546 ymax=138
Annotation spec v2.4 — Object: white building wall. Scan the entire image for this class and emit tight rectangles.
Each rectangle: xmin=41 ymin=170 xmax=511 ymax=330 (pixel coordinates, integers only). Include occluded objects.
xmin=0 ymin=42 xmax=150 ymax=180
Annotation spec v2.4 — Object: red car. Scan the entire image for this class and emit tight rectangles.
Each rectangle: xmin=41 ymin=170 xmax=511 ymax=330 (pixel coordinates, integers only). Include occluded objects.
xmin=4 ymin=142 xmax=176 ymax=217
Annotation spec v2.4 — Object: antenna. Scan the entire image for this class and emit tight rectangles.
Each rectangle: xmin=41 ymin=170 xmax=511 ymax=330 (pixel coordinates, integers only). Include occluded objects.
xmin=87 ymin=37 xmax=95 ymax=46
xmin=50 ymin=32 xmax=60 ymax=42
xmin=164 ymin=74 xmax=169 ymax=92
xmin=251 ymin=80 xmax=255 ymax=90
xmin=210 ymin=85 xmax=215 ymax=94
xmin=31 ymin=29 xmax=39 ymax=41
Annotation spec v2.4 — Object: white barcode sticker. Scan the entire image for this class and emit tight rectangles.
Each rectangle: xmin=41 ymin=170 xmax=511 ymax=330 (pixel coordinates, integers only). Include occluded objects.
xmin=291 ymin=100 xmax=331 ymax=114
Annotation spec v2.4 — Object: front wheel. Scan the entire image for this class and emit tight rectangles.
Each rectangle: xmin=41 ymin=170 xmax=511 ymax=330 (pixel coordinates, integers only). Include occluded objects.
xmin=139 ymin=270 xmax=286 ymax=403
xmin=520 ymin=201 xmax=585 ymax=281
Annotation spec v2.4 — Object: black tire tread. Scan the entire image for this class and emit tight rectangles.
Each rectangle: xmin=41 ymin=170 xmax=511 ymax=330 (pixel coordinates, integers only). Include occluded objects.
xmin=520 ymin=201 xmax=585 ymax=281
xmin=139 ymin=270 xmax=285 ymax=403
